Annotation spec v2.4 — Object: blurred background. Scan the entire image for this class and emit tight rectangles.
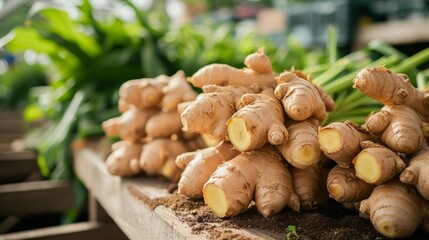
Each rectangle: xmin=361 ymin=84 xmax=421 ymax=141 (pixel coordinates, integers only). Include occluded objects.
xmin=0 ymin=0 xmax=428 ymax=238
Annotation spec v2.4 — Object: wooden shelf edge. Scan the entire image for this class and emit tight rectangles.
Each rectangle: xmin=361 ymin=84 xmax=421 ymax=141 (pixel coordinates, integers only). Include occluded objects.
xmin=73 ymin=147 xmax=281 ymax=240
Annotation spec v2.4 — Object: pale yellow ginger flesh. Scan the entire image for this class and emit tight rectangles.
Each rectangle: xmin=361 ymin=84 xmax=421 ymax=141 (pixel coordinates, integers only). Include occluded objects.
xmin=227 ymin=89 xmax=288 ymax=152
xmin=318 ymin=121 xmax=371 ymax=168
xmin=318 ymin=128 xmax=342 ymax=153
xmin=227 ymin=117 xmax=252 ymax=152
xmin=353 ymin=141 xmax=406 ymax=185
xmin=204 ymin=184 xmax=229 ymax=217
xmin=292 ymin=144 xmax=317 ymax=165
xmin=277 ymin=119 xmax=319 ymax=169
xmin=354 ymin=152 xmax=381 ymax=184
xmin=181 ymin=85 xmax=261 ymax=140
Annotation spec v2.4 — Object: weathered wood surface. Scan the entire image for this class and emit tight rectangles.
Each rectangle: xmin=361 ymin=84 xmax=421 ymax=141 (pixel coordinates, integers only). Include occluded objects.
xmin=0 ymin=181 xmax=75 ymax=216
xmin=74 ymin=147 xmax=281 ymax=240
xmin=0 ymin=150 xmax=39 ymax=184
xmin=0 ymin=222 xmax=127 ymax=240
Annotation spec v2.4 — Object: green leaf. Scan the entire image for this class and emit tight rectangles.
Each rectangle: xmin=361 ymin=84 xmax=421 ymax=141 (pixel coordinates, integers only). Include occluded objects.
xmin=24 ymin=103 xmax=44 ymax=122
xmin=141 ymin=38 xmax=166 ymax=77
xmin=36 ymin=8 xmax=100 ymax=57
xmin=3 ymin=27 xmax=57 ymax=53
xmin=37 ymin=91 xmax=85 ymax=173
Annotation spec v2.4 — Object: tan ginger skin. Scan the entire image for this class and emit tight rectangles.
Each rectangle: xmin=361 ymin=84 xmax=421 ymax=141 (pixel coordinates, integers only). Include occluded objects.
xmin=290 ymin=165 xmax=324 ymax=210
xmin=274 ymin=71 xmax=335 ymax=121
xmin=106 ymin=141 xmax=142 ymax=176
xmin=400 ymin=144 xmax=429 ymax=200
xmin=188 ymin=49 xmax=276 ymax=89
xmin=277 ymin=118 xmax=320 ymax=169
xmin=353 ymin=66 xmax=429 ymax=121
xmin=145 ymin=110 xmax=183 ymax=139
xmin=161 ymin=71 xmax=197 ymax=112
xmin=353 ymin=141 xmax=406 ymax=185
xmin=319 ymin=121 xmax=373 ymax=168
xmin=102 ymin=107 xmax=156 ymax=142
xmin=365 ymin=105 xmax=426 ymax=154
xmin=360 ymin=181 xmax=426 ymax=238
xmin=181 ymin=84 xmax=262 ymax=140
xmin=326 ymin=165 xmax=375 ymax=203
xmin=176 ymin=141 xmax=240 ymax=199
xmin=139 ymin=138 xmax=189 ymax=182
xmin=227 ymin=88 xmax=289 ymax=152
xmin=119 ymin=75 xmax=169 ymax=109
xmin=203 ymin=146 xmax=300 ymax=218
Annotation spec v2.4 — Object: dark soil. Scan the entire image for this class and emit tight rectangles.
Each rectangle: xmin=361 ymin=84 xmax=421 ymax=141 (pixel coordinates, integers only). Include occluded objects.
xmin=153 ymin=188 xmax=429 ymax=240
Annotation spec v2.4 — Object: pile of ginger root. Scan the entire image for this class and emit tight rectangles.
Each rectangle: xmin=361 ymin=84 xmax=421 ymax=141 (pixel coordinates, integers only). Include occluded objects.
xmin=319 ymin=66 xmax=429 ymax=238
xmin=101 ymin=71 xmax=206 ymax=181
xmin=101 ymin=48 xmax=429 ymax=238
xmin=176 ymin=48 xmax=336 ymax=218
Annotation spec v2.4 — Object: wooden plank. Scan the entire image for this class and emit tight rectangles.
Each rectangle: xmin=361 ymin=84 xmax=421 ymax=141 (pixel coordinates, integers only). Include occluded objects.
xmin=74 ymin=147 xmax=280 ymax=240
xmin=355 ymin=19 xmax=429 ymax=49
xmin=0 ymin=134 xmax=23 ymax=144
xmin=0 ymin=181 xmax=75 ymax=216
xmin=0 ymin=150 xmax=39 ymax=184
xmin=0 ymin=120 xmax=24 ymax=133
xmin=0 ymin=150 xmax=37 ymax=161
xmin=0 ymin=112 xmax=23 ymax=121
xmin=0 ymin=222 xmax=127 ymax=240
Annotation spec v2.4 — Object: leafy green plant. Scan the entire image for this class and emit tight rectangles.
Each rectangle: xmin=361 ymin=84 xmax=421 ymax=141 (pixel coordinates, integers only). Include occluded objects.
xmin=285 ymin=225 xmax=299 ymax=240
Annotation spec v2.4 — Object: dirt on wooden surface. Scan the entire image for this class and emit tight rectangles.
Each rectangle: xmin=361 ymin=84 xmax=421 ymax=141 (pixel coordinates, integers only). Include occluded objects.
xmin=154 ymin=188 xmax=429 ymax=240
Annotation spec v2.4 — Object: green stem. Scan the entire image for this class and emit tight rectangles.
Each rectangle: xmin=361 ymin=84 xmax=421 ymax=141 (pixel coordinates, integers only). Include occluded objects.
xmin=391 ymin=48 xmax=429 ymax=73
xmin=313 ymin=58 xmax=349 ymax=86
xmin=323 ymin=55 xmax=401 ymax=95
xmin=416 ymin=69 xmax=429 ymax=90
xmin=367 ymin=40 xmax=407 ymax=59
xmin=327 ymin=26 xmax=337 ymax=65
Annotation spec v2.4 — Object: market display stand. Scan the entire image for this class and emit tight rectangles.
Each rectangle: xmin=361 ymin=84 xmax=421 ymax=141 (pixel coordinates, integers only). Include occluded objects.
xmin=73 ymin=147 xmax=283 ymax=240
xmin=0 ymin=113 xmax=125 ymax=240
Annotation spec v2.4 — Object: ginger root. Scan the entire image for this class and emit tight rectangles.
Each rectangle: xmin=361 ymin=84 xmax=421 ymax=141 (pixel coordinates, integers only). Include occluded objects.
xmin=365 ymin=105 xmax=426 ymax=154
xmin=227 ymin=88 xmax=289 ymax=152
xmin=161 ymin=71 xmax=197 ymax=112
xmin=203 ymin=146 xmax=300 ymax=218
xmin=181 ymin=85 xmax=261 ymax=140
xmin=360 ymin=181 xmax=426 ymax=238
xmin=106 ymin=141 xmax=142 ymax=176
xmin=326 ymin=165 xmax=375 ymax=203
xmin=119 ymin=75 xmax=169 ymax=109
xmin=102 ymin=107 xmax=156 ymax=141
xmin=176 ymin=141 xmax=240 ymax=199
xmin=275 ymin=71 xmax=335 ymax=121
xmin=188 ymin=49 xmax=276 ymax=89
xmin=319 ymin=121 xmax=373 ymax=168
xmin=277 ymin=118 xmax=320 ymax=169
xmin=353 ymin=66 xmax=429 ymax=121
xmin=145 ymin=110 xmax=183 ymax=139
xmin=400 ymin=145 xmax=429 ymax=200
xmin=139 ymin=138 xmax=189 ymax=182
xmin=353 ymin=141 xmax=406 ymax=185
xmin=290 ymin=164 xmax=327 ymax=210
